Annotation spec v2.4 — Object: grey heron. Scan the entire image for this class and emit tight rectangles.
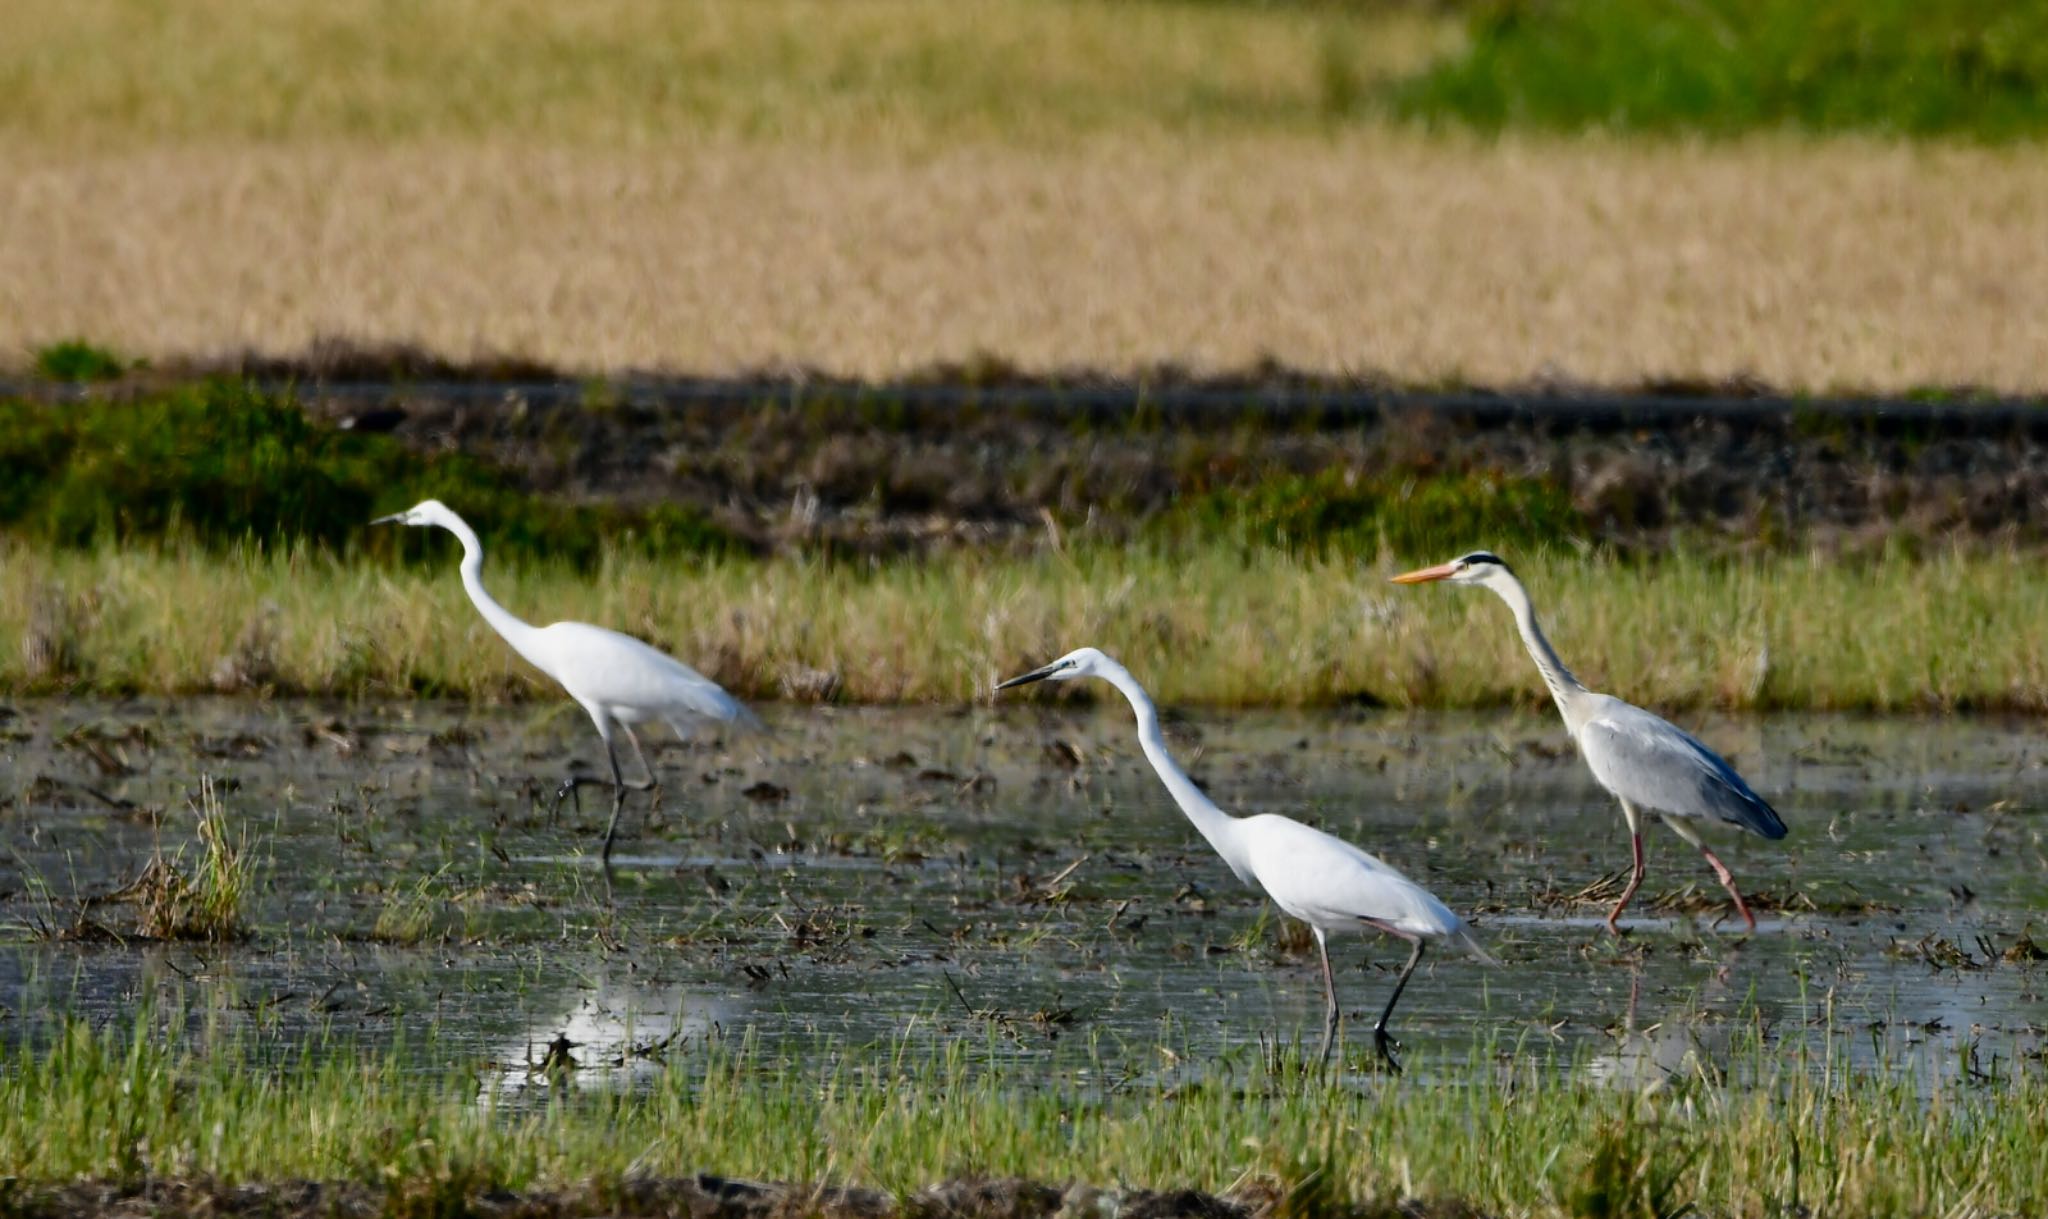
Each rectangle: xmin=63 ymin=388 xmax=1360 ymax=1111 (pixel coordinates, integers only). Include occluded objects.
xmin=998 ymin=646 xmax=1494 ymax=1071
xmin=1393 ymin=551 xmax=1787 ymax=933
xmin=373 ymin=500 xmax=759 ymax=863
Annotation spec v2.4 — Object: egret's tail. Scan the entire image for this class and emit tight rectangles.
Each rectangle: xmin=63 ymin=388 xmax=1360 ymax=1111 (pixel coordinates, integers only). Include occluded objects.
xmin=1453 ymin=927 xmax=1501 ymax=967
xmin=666 ymin=700 xmax=767 ymax=741
xmin=726 ymin=701 xmax=768 ymax=735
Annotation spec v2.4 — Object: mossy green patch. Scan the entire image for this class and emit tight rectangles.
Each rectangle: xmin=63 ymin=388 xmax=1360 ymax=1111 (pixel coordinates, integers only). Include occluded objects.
xmin=31 ymin=339 xmax=130 ymax=382
xmin=0 ymin=382 xmax=739 ymax=566
xmin=1161 ymin=467 xmax=1586 ymax=558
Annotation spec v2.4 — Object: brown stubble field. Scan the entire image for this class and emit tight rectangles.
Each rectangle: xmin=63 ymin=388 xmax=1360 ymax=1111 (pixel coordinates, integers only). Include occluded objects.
xmin=5 ymin=0 xmax=2047 ymax=390
xmin=5 ymin=134 xmax=2047 ymax=391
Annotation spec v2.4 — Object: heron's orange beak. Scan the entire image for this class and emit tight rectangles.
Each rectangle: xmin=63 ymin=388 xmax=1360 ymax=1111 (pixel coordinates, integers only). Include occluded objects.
xmin=1390 ymin=562 xmax=1459 ymax=585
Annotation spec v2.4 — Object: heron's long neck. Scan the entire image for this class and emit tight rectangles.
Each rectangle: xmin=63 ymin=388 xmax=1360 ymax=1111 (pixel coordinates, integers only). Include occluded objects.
xmin=1101 ymin=666 xmax=1251 ymax=878
xmin=444 ymin=518 xmax=542 ymax=653
xmin=1493 ymin=573 xmax=1588 ymax=725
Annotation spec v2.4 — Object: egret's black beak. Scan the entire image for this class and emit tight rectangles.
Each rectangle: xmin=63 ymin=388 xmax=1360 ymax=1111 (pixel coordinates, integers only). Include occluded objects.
xmin=370 ymin=513 xmax=404 ymax=526
xmin=996 ymin=663 xmax=1060 ymax=691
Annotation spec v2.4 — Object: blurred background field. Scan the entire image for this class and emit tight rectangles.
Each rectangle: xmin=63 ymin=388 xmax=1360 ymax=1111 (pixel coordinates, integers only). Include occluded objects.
xmin=5 ymin=0 xmax=2048 ymax=703
xmin=11 ymin=0 xmax=2047 ymax=148
xmin=4 ymin=0 xmax=2047 ymax=390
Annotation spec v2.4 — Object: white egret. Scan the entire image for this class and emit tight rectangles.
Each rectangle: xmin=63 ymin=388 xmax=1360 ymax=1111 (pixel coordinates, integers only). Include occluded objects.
xmin=1393 ymin=551 xmax=1787 ymax=932
xmin=997 ymin=647 xmax=1493 ymax=1071
xmin=373 ymin=500 xmax=759 ymax=862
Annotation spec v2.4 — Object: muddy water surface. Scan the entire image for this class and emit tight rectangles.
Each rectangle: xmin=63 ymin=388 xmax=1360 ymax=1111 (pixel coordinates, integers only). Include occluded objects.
xmin=3 ymin=700 xmax=2044 ymax=1086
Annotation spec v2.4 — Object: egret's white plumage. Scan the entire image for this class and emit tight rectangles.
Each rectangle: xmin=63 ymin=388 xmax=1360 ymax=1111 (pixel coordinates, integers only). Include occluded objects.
xmin=1394 ymin=551 xmax=1787 ymax=932
xmin=373 ymin=499 xmax=757 ymax=861
xmin=997 ymin=647 xmax=1491 ymax=1070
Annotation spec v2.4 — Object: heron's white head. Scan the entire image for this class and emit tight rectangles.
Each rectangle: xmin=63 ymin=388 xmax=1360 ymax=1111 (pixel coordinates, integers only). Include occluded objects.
xmin=994 ymin=646 xmax=1120 ymax=691
xmin=371 ymin=499 xmax=459 ymax=530
xmin=1390 ymin=550 xmax=1514 ymax=589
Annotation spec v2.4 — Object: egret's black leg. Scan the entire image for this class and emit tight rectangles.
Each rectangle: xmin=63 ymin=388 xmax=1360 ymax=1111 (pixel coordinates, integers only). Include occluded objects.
xmin=599 ymin=736 xmax=631 ymax=864
xmin=618 ymin=723 xmax=661 ymax=790
xmin=549 ymin=713 xmax=663 ymax=862
xmin=1372 ymin=936 xmax=1425 ymax=1074
xmin=1314 ymin=928 xmax=1341 ymax=1069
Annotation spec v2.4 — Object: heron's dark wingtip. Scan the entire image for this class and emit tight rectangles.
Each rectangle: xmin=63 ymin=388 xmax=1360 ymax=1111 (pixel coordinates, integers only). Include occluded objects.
xmin=1743 ymin=798 xmax=1789 ymax=840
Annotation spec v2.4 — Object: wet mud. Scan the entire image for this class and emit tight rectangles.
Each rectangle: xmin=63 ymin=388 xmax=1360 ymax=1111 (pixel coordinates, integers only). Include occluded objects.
xmin=3 ymin=701 xmax=2046 ymax=1083
xmin=4 ymin=1175 xmax=1324 ymax=1219
xmin=256 ymin=365 xmax=2048 ymax=556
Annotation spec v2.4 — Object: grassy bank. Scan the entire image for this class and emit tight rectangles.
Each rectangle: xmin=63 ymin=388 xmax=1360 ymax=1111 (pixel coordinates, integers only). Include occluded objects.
xmin=6 ymin=542 xmax=2047 ymax=711
xmin=3 ymin=1016 xmax=2044 ymax=1217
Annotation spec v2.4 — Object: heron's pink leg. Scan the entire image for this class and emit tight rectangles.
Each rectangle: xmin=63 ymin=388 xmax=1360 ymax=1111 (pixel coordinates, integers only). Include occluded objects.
xmin=1659 ymin=813 xmax=1758 ymax=932
xmin=1605 ymin=798 xmax=1645 ymax=935
xmin=1697 ymin=844 xmax=1758 ymax=932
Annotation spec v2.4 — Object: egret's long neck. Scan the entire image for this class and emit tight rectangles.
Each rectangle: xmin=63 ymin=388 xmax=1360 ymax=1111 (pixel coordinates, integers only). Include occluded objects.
xmin=1101 ymin=665 xmax=1252 ymax=879
xmin=1491 ymin=572 xmax=1589 ymax=727
xmin=442 ymin=517 xmax=542 ymax=653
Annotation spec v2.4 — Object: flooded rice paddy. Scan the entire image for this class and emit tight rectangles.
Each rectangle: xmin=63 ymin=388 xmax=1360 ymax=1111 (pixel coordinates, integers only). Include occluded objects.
xmin=3 ymin=700 xmax=2045 ymax=1087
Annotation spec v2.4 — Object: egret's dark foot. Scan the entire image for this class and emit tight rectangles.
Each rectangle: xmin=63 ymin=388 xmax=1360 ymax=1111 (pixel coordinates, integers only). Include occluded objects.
xmin=553 ymin=774 xmax=600 ymax=821
xmin=552 ymin=775 xmax=657 ymax=822
xmin=1373 ymin=1027 xmax=1403 ymax=1074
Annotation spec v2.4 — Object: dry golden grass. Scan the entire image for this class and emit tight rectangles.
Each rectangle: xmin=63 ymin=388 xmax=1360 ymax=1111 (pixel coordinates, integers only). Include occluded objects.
xmin=1 ymin=0 xmax=1453 ymax=149
xmin=4 ymin=136 xmax=2046 ymax=391
xmin=7 ymin=542 xmax=2048 ymax=712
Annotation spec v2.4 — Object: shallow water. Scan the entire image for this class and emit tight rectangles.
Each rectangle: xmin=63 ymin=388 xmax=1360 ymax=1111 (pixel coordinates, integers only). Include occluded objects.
xmin=2 ymin=699 xmax=2044 ymax=1088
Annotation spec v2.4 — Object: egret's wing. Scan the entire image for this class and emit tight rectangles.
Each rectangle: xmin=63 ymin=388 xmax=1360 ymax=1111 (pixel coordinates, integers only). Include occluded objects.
xmin=1241 ymin=817 xmax=1467 ymax=939
xmin=541 ymin=622 xmax=759 ymax=728
xmin=1579 ymin=701 xmax=1786 ymax=839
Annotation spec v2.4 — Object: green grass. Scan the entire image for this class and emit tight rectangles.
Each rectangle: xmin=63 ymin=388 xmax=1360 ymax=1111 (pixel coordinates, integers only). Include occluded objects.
xmin=1401 ymin=0 xmax=2048 ymax=138
xmin=2 ymin=1014 xmax=2044 ymax=1217
xmin=6 ymin=541 xmax=2048 ymax=711
xmin=369 ymin=868 xmax=451 ymax=946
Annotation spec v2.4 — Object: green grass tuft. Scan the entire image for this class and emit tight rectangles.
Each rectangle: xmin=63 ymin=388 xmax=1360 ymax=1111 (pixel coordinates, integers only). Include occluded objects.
xmin=136 ymin=776 xmax=253 ymax=943
xmin=31 ymin=339 xmax=129 ymax=382
xmin=1400 ymin=0 xmax=2048 ymax=139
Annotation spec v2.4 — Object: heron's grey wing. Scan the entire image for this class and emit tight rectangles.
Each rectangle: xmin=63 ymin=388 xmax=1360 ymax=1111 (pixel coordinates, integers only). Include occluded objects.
xmin=1578 ymin=702 xmax=1787 ymax=839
